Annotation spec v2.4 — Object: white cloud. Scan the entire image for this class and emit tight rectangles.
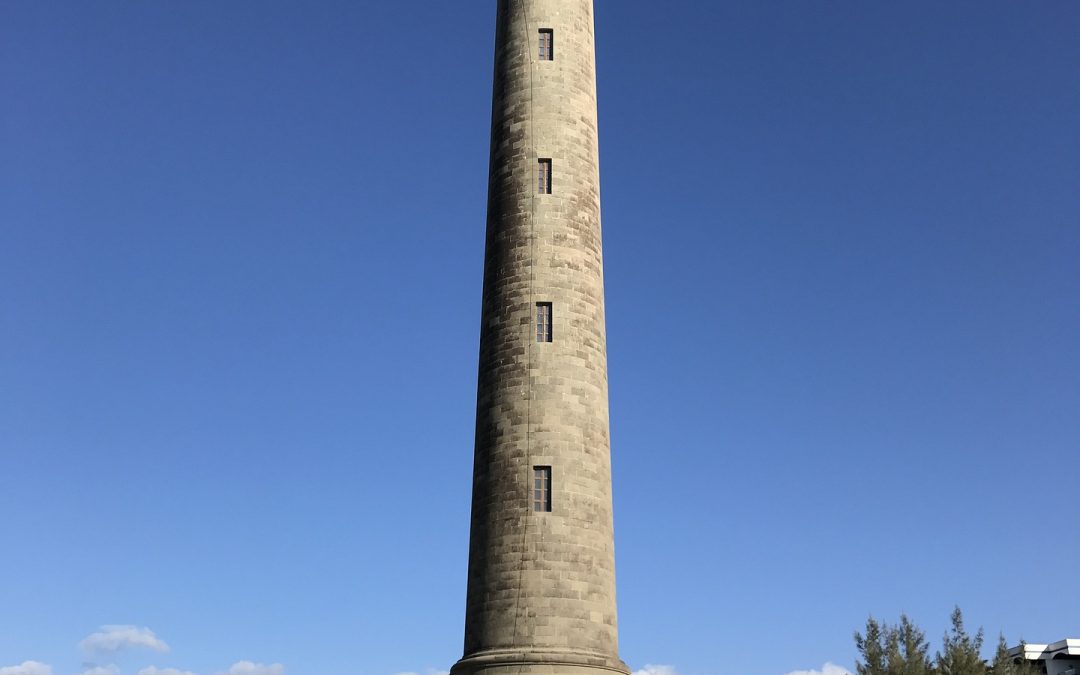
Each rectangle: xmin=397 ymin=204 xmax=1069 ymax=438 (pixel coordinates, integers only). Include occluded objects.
xmin=630 ymin=665 xmax=673 ymax=673
xmin=79 ymin=667 xmax=119 ymax=675
xmin=140 ymin=668 xmax=198 ymax=675
xmin=633 ymin=666 xmax=678 ymax=675
xmin=0 ymin=663 xmax=54 ymax=675
xmin=786 ymin=662 xmax=854 ymax=675
xmin=79 ymin=625 xmax=170 ymax=654
xmin=219 ymin=663 xmax=284 ymax=675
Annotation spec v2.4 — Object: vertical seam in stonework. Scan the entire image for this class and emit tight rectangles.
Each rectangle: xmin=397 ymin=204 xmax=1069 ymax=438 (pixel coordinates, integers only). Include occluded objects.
xmin=511 ymin=0 xmax=537 ymax=665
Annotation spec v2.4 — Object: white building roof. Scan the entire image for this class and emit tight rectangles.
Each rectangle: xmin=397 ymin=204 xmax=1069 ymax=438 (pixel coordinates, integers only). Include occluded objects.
xmin=1011 ymin=639 xmax=1080 ymax=660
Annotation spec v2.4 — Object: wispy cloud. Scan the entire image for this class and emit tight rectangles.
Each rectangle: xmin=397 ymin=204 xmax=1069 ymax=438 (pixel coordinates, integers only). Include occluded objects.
xmin=79 ymin=626 xmax=170 ymax=654
xmin=79 ymin=666 xmax=119 ymax=675
xmin=140 ymin=668 xmax=199 ymax=675
xmin=633 ymin=666 xmax=679 ymax=675
xmin=0 ymin=663 xmax=54 ymax=675
xmin=786 ymin=662 xmax=854 ymax=675
xmin=219 ymin=663 xmax=285 ymax=675
xmin=630 ymin=665 xmax=673 ymax=673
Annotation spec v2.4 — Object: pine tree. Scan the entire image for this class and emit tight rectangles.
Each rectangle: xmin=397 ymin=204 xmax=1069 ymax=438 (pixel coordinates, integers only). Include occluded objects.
xmin=937 ymin=607 xmax=985 ymax=675
xmin=856 ymin=617 xmax=888 ymax=675
xmin=989 ymin=634 xmax=1044 ymax=675
xmin=990 ymin=634 xmax=1015 ymax=675
xmin=892 ymin=614 xmax=933 ymax=675
xmin=855 ymin=609 xmax=1053 ymax=675
xmin=856 ymin=615 xmax=932 ymax=675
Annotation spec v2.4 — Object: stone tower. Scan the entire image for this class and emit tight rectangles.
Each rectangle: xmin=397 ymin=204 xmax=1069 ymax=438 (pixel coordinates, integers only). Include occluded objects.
xmin=451 ymin=2 xmax=628 ymax=675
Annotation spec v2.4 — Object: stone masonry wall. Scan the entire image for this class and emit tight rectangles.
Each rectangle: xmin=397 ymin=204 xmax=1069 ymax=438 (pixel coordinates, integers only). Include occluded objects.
xmin=456 ymin=1 xmax=626 ymax=673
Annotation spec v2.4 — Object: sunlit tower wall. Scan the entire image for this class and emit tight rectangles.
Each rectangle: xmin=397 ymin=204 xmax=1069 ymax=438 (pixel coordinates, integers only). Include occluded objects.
xmin=450 ymin=1 xmax=629 ymax=675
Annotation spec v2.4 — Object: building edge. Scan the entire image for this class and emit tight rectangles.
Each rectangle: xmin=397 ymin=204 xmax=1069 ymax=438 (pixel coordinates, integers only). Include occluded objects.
xmin=451 ymin=647 xmax=630 ymax=675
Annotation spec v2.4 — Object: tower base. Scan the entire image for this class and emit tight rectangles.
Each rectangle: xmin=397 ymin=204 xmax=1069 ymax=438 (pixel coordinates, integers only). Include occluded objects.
xmin=451 ymin=649 xmax=630 ymax=675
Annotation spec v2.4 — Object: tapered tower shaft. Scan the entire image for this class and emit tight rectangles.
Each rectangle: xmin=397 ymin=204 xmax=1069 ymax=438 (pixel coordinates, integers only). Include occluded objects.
xmin=452 ymin=2 xmax=627 ymax=675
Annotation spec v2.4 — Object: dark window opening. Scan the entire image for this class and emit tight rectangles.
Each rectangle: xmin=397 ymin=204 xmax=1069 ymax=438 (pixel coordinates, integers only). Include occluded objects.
xmin=533 ymin=466 xmax=552 ymax=512
xmin=538 ymin=158 xmax=552 ymax=194
xmin=539 ymin=29 xmax=554 ymax=60
xmin=536 ymin=302 xmax=553 ymax=343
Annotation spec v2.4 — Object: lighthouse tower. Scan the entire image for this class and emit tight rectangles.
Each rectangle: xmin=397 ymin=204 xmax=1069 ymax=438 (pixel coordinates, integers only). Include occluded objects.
xmin=451 ymin=2 xmax=628 ymax=675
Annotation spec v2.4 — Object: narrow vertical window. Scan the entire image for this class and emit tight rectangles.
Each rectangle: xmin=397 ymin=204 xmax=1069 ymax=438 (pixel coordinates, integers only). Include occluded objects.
xmin=539 ymin=29 xmax=554 ymax=61
xmin=536 ymin=302 xmax=552 ymax=343
xmin=538 ymin=158 xmax=552 ymax=194
xmin=533 ymin=466 xmax=552 ymax=512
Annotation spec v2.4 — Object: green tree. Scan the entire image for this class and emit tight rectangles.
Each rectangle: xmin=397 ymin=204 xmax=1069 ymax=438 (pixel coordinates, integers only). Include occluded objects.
xmin=989 ymin=634 xmax=1043 ymax=675
xmin=856 ymin=615 xmax=932 ymax=675
xmin=889 ymin=614 xmax=933 ymax=675
xmin=857 ymin=609 xmax=1048 ymax=675
xmin=937 ymin=607 xmax=985 ymax=675
xmin=856 ymin=617 xmax=888 ymax=675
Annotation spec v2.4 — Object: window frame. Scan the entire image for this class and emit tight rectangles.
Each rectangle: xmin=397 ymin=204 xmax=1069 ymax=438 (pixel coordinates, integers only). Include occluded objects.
xmin=533 ymin=466 xmax=552 ymax=513
xmin=539 ymin=29 xmax=554 ymax=61
xmin=536 ymin=302 xmax=553 ymax=343
xmin=538 ymin=158 xmax=552 ymax=195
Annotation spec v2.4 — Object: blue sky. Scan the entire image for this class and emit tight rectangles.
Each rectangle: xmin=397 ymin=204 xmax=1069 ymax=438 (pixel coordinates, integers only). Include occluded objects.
xmin=1 ymin=2 xmax=1078 ymax=675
